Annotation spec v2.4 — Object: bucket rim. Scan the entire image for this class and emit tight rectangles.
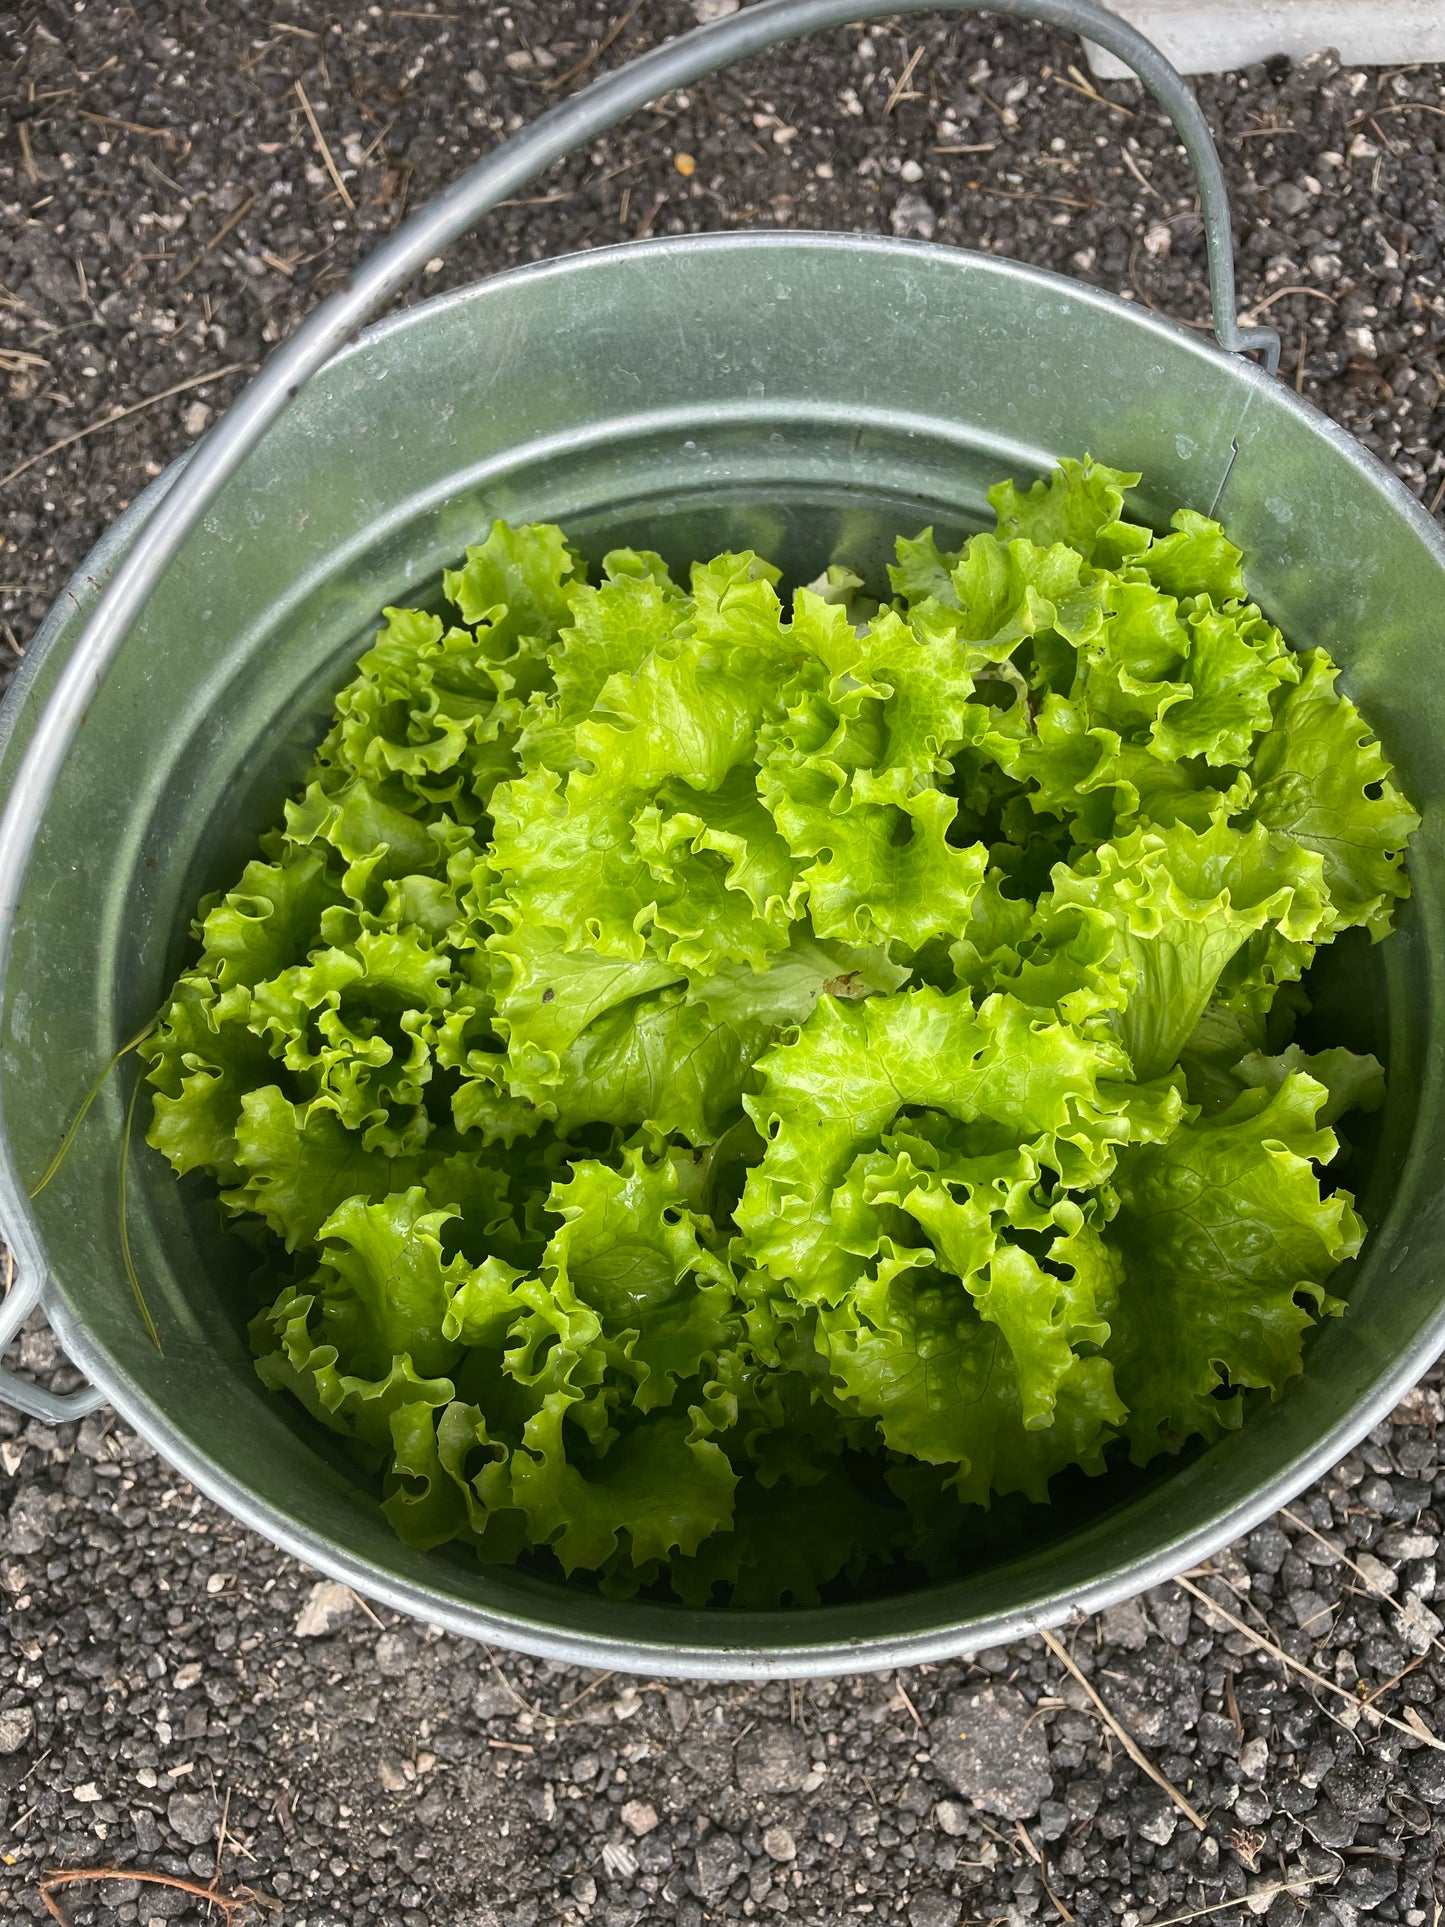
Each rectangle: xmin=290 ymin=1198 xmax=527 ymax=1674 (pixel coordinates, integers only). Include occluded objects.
xmin=13 ymin=226 xmax=1445 ymax=694
xmin=39 ymin=1266 xmax=1445 ymax=1679
xmin=6 ymin=227 xmax=1445 ymax=1676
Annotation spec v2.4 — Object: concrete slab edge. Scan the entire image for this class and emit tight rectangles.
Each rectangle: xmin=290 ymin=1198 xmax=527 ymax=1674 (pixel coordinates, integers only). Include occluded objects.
xmin=1086 ymin=0 xmax=1445 ymax=79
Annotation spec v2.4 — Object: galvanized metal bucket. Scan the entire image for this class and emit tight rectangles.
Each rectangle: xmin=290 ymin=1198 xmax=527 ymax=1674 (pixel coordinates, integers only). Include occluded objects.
xmin=1 ymin=0 xmax=1442 ymax=1679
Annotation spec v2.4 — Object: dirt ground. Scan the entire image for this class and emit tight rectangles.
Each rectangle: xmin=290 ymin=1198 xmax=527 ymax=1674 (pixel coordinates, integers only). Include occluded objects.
xmin=2 ymin=5 xmax=1444 ymax=1926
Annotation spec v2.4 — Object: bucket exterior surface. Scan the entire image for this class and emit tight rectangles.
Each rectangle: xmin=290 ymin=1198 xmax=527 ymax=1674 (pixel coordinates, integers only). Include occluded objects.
xmin=3 ymin=233 xmax=1443 ymax=1677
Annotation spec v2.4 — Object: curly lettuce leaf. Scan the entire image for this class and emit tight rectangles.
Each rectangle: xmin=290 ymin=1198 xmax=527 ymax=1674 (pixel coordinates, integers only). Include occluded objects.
xmin=891 ymin=530 xmax=1107 ymax=703
xmin=1136 ymin=506 xmax=1248 ymax=603
xmin=755 ymin=638 xmax=992 ymax=949
xmin=947 ymin=869 xmax=1034 ymax=996
xmin=223 ymin=1087 xmax=434 ymax=1248
xmin=544 ymin=1147 xmax=733 ymax=1321
xmin=767 ymin=775 xmax=989 ymax=951
xmin=484 ymin=905 xmax=683 ymax=1093
xmin=1048 ymin=818 xmax=1332 ymax=1081
xmin=537 ymin=936 xmax=893 ymax=1144
xmin=144 ymin=980 xmax=279 ymax=1184
xmin=735 ymin=987 xmax=1145 ymax=1299
xmin=251 ymin=1287 xmax=457 ymax=1460
xmin=309 ymin=1187 xmax=468 ymax=1380
xmin=197 ymin=849 xmax=338 ymax=990
xmin=517 ymin=552 xmax=691 ymax=774
xmin=488 ymin=613 xmax=811 ymax=973
xmin=1247 ymin=649 xmax=1418 ymax=939
xmin=246 ymin=927 xmax=454 ymax=1149
xmin=993 ymin=549 xmax=1291 ymax=841
xmin=633 ymin=765 xmax=803 ymax=931
xmin=1104 ymin=1074 xmax=1363 ymax=1460
xmin=1232 ymin=1043 xmax=1384 ymax=1127
xmin=315 ymin=605 xmax=540 ymax=819
xmin=1149 ymin=597 xmax=1295 ymax=768
xmin=989 ymin=456 xmax=1152 ymax=570
xmin=1182 ymin=1031 xmax=1386 ymax=1130
xmin=862 ymin=1147 xmax=1123 ymax=1431
xmin=820 ymin=1259 xmax=1125 ymax=1505
xmin=284 ymin=772 xmax=462 ymax=902
xmin=509 ymin=1397 xmax=737 ymax=1572
xmin=441 ymin=518 xmax=584 ymax=643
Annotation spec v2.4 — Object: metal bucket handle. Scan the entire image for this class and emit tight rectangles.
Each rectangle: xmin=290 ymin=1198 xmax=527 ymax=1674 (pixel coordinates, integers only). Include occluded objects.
xmin=0 ymin=0 xmax=1276 ymax=1424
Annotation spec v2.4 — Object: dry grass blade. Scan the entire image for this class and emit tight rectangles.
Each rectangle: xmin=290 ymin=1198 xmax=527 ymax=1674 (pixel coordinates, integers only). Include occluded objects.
xmin=484 ymin=1645 xmax=538 ymax=1715
xmin=1013 ymin=1821 xmax=1074 ymax=1922
xmin=1143 ymin=1865 xmax=1339 ymax=1927
xmin=18 ymin=118 xmax=39 ymax=186
xmin=295 ymin=79 xmax=355 ymax=211
xmin=118 ymin=1061 xmax=163 ymax=1354
xmin=141 ymin=151 xmax=185 ymax=195
xmin=1402 ymin=1705 xmax=1444 ymax=1746
xmin=1118 ymin=144 xmax=1159 ymax=198
xmin=347 ymin=1586 xmax=385 ymax=1629
xmin=213 ymin=1786 xmax=232 ymax=1889
xmin=30 ymin=1015 xmax=158 ymax=1197
xmin=1361 ymin=1650 xmax=1428 ymax=1706
xmin=968 ymin=181 xmax=1096 ymax=212
xmin=1280 ymin=1505 xmax=1445 ymax=1659
xmin=892 ymin=1675 xmax=923 ymax=1730
xmin=0 ymin=363 xmax=248 ymax=490
xmin=1039 ymin=1627 xmax=1204 ymax=1830
xmin=0 ymin=283 xmax=48 ymax=319
xmin=174 ymin=193 xmax=258 ymax=284
xmin=546 ymin=0 xmax=644 ymax=92
xmin=1238 ymin=285 xmax=1339 ymax=323
xmin=633 ymin=190 xmax=667 ymax=239
xmin=558 ymin=1669 xmax=615 ymax=1716
xmin=1051 ymin=65 xmax=1133 ymax=118
xmin=884 ymin=44 xmax=926 ymax=116
xmin=1187 ymin=1564 xmax=1373 ymax=1747
xmin=1352 ymin=101 xmax=1445 ymax=125
xmin=76 ymin=107 xmax=175 ymax=139
xmin=41 ymin=1865 xmax=278 ymax=1924
xmin=1069 ymin=62 xmax=1132 ymax=113
xmin=1175 ymin=1575 xmax=1445 ymax=1750
xmin=496 ymin=191 xmax=575 ymax=209
xmin=1224 ymin=1669 xmax=1244 ymax=1740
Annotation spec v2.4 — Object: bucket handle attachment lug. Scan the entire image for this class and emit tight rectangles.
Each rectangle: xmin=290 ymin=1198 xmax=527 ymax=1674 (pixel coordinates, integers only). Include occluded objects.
xmin=0 ymin=1260 xmax=107 ymax=1423
xmin=0 ymin=0 xmax=1276 ymax=1409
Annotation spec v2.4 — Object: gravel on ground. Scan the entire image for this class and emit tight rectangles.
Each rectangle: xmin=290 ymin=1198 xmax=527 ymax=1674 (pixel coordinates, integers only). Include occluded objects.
xmin=2 ymin=4 xmax=1444 ymax=1926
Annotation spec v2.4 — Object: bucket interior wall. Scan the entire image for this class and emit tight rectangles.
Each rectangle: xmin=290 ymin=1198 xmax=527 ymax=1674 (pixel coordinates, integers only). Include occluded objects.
xmin=4 ymin=235 xmax=1443 ymax=1672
